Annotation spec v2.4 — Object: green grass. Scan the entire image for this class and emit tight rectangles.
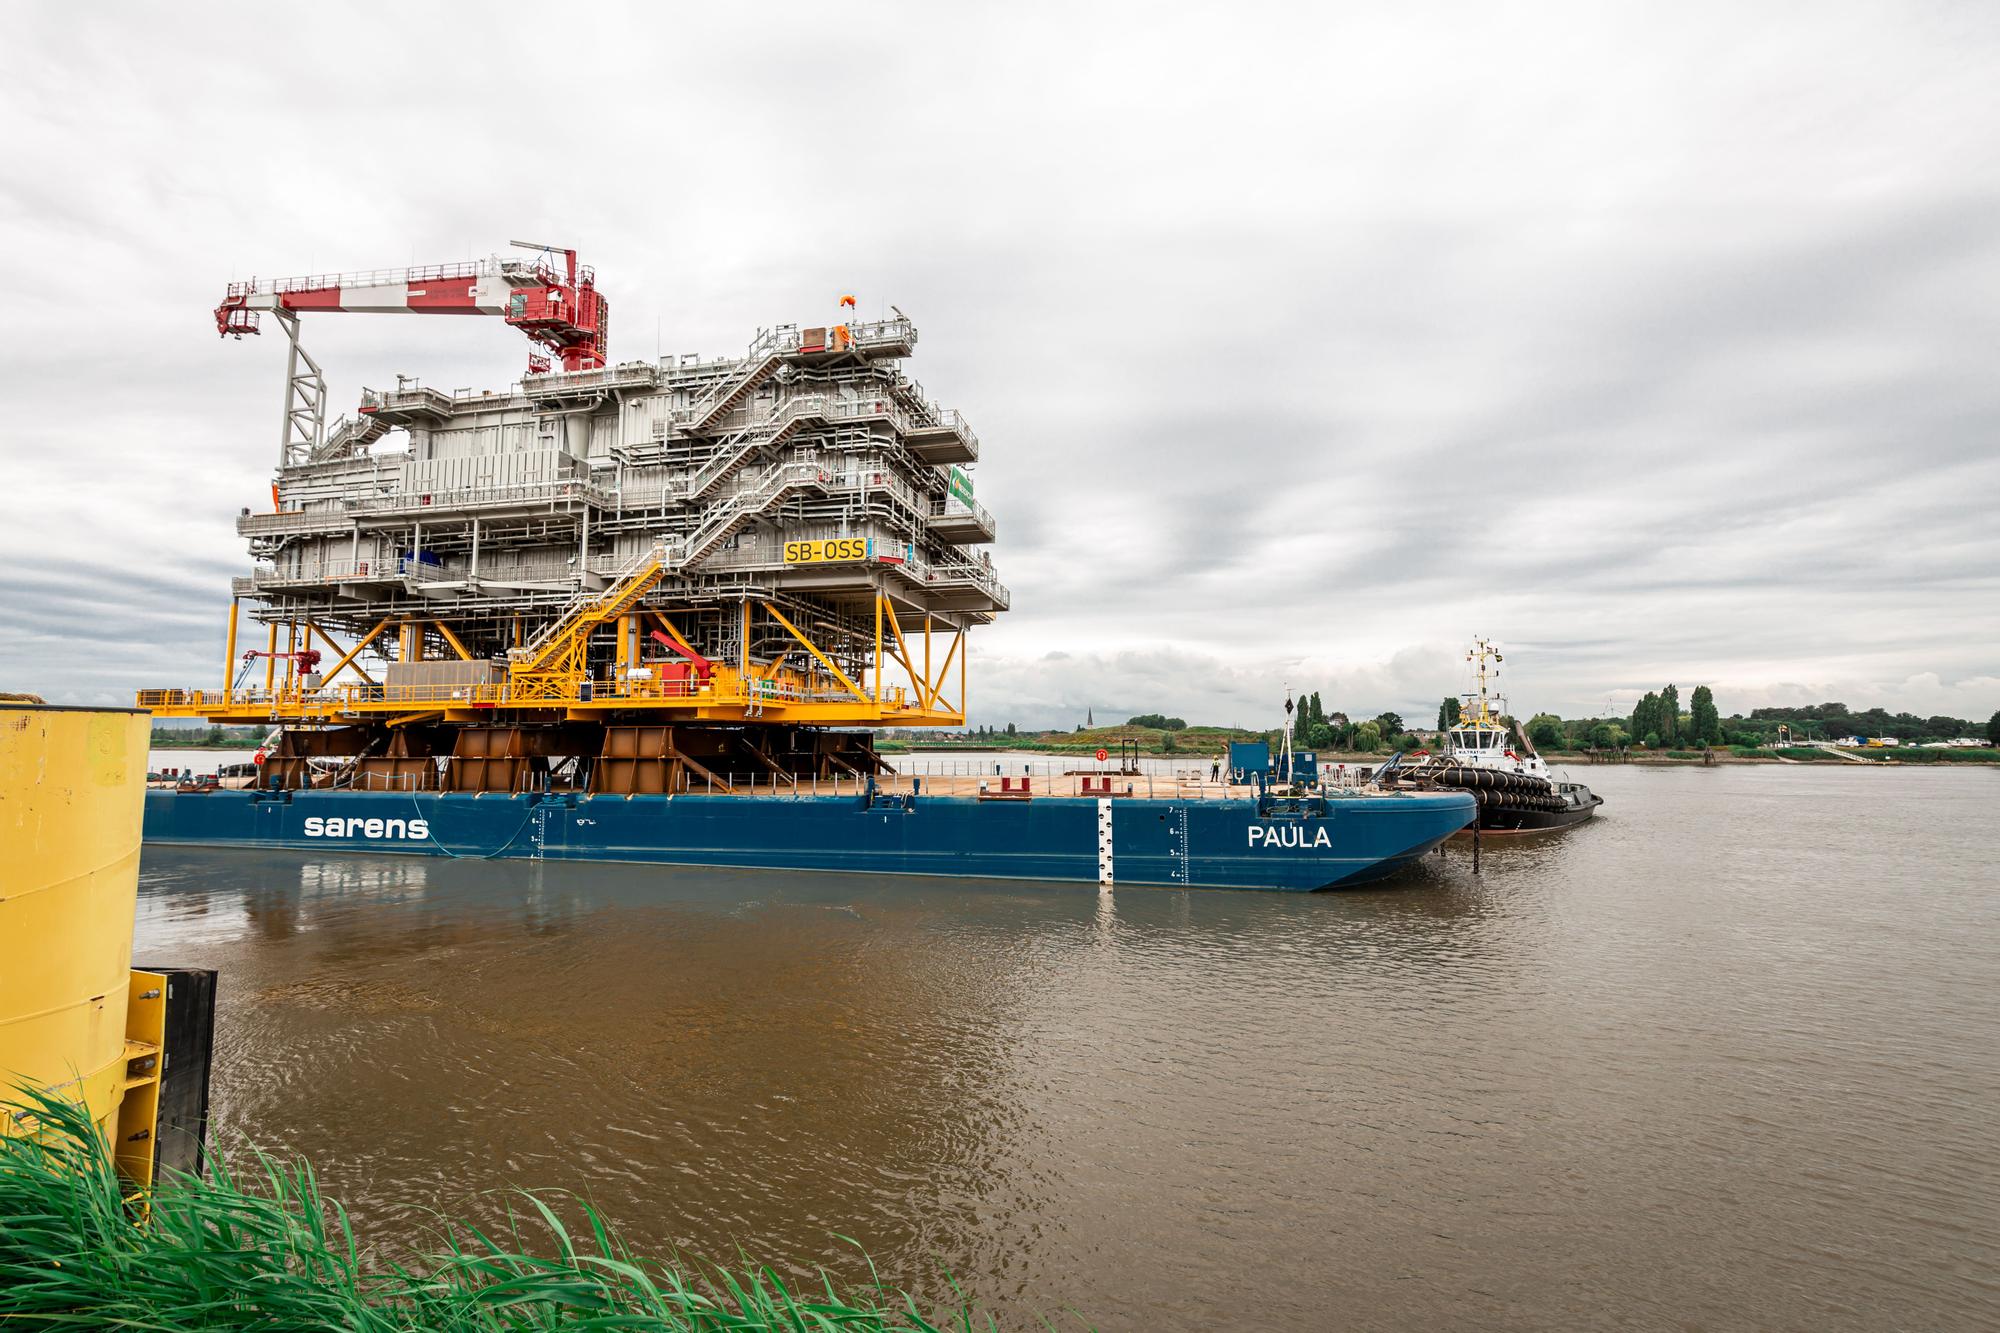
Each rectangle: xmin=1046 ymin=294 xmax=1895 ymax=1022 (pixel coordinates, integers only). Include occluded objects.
xmin=0 ymin=1090 xmax=1036 ymax=1331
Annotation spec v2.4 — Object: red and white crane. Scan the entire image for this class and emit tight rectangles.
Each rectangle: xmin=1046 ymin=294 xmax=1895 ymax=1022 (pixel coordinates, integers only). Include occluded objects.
xmin=216 ymin=242 xmax=609 ymax=466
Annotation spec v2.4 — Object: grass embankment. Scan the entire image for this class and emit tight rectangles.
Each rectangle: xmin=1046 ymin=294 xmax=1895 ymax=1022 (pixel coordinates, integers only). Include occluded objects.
xmin=0 ymin=1092 xmax=1011 ymax=1331
xmin=899 ymin=725 xmax=1267 ymax=757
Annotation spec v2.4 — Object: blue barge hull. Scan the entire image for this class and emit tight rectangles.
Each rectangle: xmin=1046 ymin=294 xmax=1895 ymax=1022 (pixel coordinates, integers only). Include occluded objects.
xmin=141 ymin=788 xmax=1476 ymax=892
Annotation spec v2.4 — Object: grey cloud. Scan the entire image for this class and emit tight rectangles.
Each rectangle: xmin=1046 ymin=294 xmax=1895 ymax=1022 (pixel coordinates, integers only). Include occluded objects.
xmin=1 ymin=2 xmax=1995 ymax=730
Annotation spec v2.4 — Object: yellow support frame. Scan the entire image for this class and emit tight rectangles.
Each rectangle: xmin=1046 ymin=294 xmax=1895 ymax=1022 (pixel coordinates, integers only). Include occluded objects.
xmin=433 ymin=620 xmax=475 ymax=662
xmin=222 ymin=600 xmax=239 ymax=702
xmin=315 ymin=619 xmax=387 ymax=685
xmin=879 ymin=596 xmax=925 ymax=706
xmin=928 ymin=631 xmax=963 ymax=712
xmin=760 ymin=602 xmax=869 ymax=703
xmin=306 ymin=624 xmax=378 ymax=686
xmin=142 ymin=573 xmax=974 ymax=728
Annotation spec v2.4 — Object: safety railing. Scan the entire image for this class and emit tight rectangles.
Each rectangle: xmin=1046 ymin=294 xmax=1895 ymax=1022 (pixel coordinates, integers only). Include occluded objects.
xmin=357 ymin=384 xmax=456 ymax=415
xmin=138 ymin=673 xmax=917 ymax=716
xmin=346 ymin=479 xmax=608 ymax=513
xmin=908 ymin=406 xmax=979 ymax=455
xmin=914 ymin=553 xmax=1009 ymax=603
xmin=927 ymin=495 xmax=996 ymax=533
xmin=250 ymin=559 xmax=384 ymax=586
xmin=226 ymin=258 xmax=499 ymax=300
xmin=238 ymin=509 xmax=355 ymax=535
xmin=523 ymin=362 xmax=660 ymax=396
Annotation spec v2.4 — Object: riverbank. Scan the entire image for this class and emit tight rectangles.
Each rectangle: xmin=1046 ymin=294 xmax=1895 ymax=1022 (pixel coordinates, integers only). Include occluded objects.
xmin=1543 ymin=746 xmax=2000 ymax=766
xmin=885 ymin=735 xmax=2000 ymax=766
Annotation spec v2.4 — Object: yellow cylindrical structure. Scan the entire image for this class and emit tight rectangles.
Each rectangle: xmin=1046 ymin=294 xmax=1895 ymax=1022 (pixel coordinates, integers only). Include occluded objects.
xmin=0 ymin=703 xmax=150 ymax=1146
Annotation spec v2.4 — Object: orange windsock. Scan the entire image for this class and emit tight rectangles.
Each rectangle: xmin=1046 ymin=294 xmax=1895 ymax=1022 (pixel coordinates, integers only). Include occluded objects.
xmin=838 ymin=293 xmax=857 ymax=308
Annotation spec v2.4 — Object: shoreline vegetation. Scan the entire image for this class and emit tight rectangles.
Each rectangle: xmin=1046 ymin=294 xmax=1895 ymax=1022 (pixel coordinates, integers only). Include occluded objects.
xmin=157 ymin=704 xmax=2000 ymax=765
xmin=877 ymin=694 xmax=2000 ymax=765
xmin=0 ymin=1089 xmax=1015 ymax=1331
xmin=880 ymin=734 xmax=2000 ymax=765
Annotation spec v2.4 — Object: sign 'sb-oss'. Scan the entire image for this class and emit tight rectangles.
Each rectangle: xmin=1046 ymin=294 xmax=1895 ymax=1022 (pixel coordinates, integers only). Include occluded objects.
xmin=784 ymin=537 xmax=868 ymax=565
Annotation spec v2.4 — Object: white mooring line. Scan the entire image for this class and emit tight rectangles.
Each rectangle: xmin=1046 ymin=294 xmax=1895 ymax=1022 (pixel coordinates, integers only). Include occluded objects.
xmin=1097 ymin=797 xmax=1114 ymax=890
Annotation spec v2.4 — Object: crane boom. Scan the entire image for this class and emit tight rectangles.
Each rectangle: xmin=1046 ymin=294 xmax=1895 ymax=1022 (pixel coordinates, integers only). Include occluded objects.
xmin=215 ymin=246 xmax=609 ymax=373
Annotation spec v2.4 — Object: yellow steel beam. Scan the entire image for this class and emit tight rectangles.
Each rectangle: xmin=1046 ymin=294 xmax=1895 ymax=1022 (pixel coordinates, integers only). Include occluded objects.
xmin=648 ymin=611 xmax=699 ymax=660
xmin=613 ymin=614 xmax=633 ymax=672
xmin=222 ymin=599 xmax=239 ymax=702
xmin=386 ymin=710 xmax=444 ymax=728
xmin=760 ymin=602 xmax=869 ymax=703
xmin=264 ymin=621 xmax=278 ymax=691
xmin=306 ymin=625 xmax=377 ymax=687
xmin=874 ymin=594 xmax=884 ymax=704
xmin=317 ymin=619 xmax=388 ymax=685
xmin=432 ymin=620 xmax=475 ymax=662
xmin=881 ymin=600 xmax=923 ymax=705
xmin=929 ymin=631 xmax=962 ymax=711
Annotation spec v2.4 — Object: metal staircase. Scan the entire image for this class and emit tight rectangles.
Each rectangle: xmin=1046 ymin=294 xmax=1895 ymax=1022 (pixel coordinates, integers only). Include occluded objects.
xmin=676 ymin=462 xmax=819 ymax=569
xmin=313 ymin=413 xmax=390 ymax=462
xmin=679 ymin=353 xmax=782 ymax=434
xmin=510 ymin=542 xmax=668 ymax=675
xmin=677 ymin=394 xmax=828 ymax=501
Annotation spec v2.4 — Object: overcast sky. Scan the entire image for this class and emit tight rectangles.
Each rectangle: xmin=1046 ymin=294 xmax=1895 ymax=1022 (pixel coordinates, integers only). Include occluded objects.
xmin=3 ymin=2 xmax=1995 ymax=731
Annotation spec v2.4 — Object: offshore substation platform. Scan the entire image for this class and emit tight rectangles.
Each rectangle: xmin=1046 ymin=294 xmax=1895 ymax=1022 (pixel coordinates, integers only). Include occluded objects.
xmin=144 ymin=243 xmax=1004 ymax=793
xmin=139 ymin=243 xmax=1473 ymax=890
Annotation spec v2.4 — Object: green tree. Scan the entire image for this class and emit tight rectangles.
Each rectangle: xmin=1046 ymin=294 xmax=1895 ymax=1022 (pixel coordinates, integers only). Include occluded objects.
xmin=1307 ymin=721 xmax=1334 ymax=749
xmin=1988 ymin=710 xmax=2000 ymax=746
xmin=1161 ymin=731 xmax=1177 ymax=753
xmin=1643 ymin=731 xmax=1662 ymax=749
xmin=1437 ymin=697 xmax=1462 ymax=730
xmin=1586 ymin=721 xmax=1615 ymax=750
xmin=1689 ymin=686 xmax=1720 ymax=745
xmin=1527 ymin=713 xmax=1565 ymax=750
xmin=1005 ymin=722 xmax=1016 ymax=736
xmin=1631 ymin=692 xmax=1660 ymax=743
xmin=1353 ymin=721 xmax=1382 ymax=753
xmin=1659 ymin=684 xmax=1681 ymax=745
xmin=1373 ymin=711 xmax=1404 ymax=740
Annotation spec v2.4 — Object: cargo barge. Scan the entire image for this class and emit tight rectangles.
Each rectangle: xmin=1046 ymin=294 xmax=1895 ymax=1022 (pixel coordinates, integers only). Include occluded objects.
xmin=143 ymin=785 xmax=1474 ymax=892
xmin=139 ymin=244 xmax=1473 ymax=890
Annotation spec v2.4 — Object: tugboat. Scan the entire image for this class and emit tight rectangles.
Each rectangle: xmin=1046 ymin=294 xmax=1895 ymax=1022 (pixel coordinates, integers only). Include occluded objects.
xmin=1376 ymin=639 xmax=1602 ymax=834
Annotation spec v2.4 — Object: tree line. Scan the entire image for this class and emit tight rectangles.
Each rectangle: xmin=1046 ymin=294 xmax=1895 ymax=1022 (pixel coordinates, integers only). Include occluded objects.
xmin=1288 ymin=691 xmax=1415 ymax=755
xmin=1517 ymin=692 xmax=1995 ymax=752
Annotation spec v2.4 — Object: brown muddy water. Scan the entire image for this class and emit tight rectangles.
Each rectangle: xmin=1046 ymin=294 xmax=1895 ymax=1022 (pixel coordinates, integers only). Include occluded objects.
xmin=132 ymin=765 xmax=1999 ymax=1329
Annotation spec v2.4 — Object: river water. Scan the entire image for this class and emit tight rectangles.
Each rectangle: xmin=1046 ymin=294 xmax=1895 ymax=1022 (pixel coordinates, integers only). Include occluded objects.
xmin=131 ymin=765 xmax=1999 ymax=1329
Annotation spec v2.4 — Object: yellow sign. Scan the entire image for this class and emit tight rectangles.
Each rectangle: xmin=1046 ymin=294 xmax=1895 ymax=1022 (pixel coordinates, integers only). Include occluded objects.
xmin=784 ymin=537 xmax=869 ymax=565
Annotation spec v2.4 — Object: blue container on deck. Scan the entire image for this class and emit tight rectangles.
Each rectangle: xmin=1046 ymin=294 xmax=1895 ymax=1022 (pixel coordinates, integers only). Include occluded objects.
xmin=1229 ymin=741 xmax=1270 ymax=783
